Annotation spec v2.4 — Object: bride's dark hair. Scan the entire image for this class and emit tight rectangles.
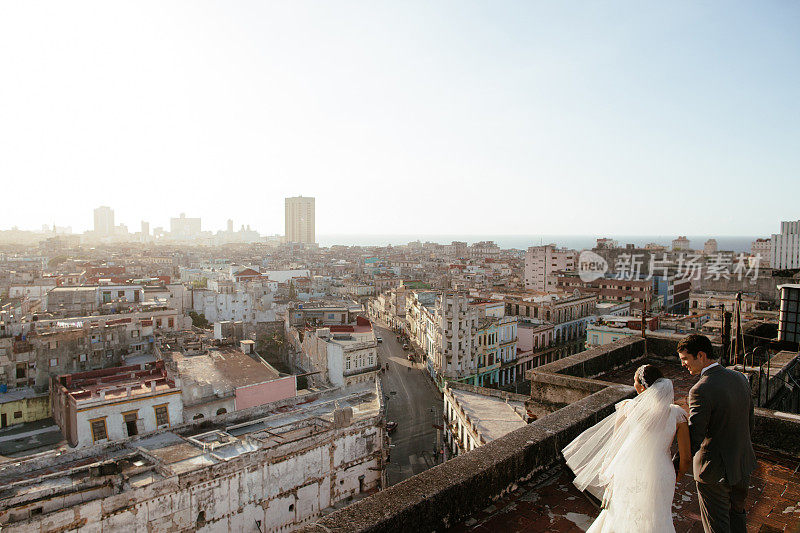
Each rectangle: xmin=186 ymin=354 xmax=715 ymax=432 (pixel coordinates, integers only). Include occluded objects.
xmin=635 ymin=364 xmax=663 ymax=389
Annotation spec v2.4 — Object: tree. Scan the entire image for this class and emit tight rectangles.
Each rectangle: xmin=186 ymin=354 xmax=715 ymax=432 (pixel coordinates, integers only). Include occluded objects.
xmin=48 ymin=255 xmax=68 ymax=268
xmin=258 ymin=330 xmax=285 ymax=357
xmin=188 ymin=311 xmax=210 ymax=329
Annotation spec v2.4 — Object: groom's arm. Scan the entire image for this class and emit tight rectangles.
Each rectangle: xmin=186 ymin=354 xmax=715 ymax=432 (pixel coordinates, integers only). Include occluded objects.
xmin=687 ymin=384 xmax=710 ymax=455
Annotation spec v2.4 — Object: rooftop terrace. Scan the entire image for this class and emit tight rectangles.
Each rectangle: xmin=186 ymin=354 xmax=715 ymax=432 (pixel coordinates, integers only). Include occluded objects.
xmin=302 ymin=335 xmax=800 ymax=533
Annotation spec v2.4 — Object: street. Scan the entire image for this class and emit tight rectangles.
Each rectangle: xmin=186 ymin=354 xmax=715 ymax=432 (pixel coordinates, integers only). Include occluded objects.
xmin=374 ymin=324 xmax=444 ymax=486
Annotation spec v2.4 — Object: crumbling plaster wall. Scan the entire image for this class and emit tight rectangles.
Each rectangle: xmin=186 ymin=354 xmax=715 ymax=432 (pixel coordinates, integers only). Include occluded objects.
xmin=1 ymin=417 xmax=384 ymax=533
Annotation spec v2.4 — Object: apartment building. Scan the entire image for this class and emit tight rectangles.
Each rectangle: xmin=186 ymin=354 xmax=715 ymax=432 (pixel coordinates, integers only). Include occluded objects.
xmin=285 ymin=195 xmax=316 ymax=244
xmin=50 ymin=361 xmax=182 ymax=447
xmin=672 ymin=236 xmax=691 ymax=251
xmin=772 ymin=220 xmax=800 ymax=270
xmin=192 ymin=280 xmax=280 ymax=324
xmin=471 ymin=315 xmax=518 ymax=387
xmin=405 ymin=291 xmax=520 ymax=386
xmin=1 ymin=384 xmax=385 ymax=532
xmin=689 ymin=290 xmax=762 ymax=318
xmin=502 ymin=292 xmax=596 ymax=345
xmin=752 ymin=238 xmax=772 ymax=266
xmin=556 ymin=274 xmax=654 ymax=312
xmin=524 ymin=245 xmax=576 ymax=292
xmin=0 ymin=318 xmax=156 ymax=391
xmin=293 ymin=317 xmax=380 ymax=388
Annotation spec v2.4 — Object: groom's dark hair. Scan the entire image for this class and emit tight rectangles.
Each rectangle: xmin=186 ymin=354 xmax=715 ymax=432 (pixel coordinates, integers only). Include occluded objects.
xmin=677 ymin=334 xmax=715 ymax=360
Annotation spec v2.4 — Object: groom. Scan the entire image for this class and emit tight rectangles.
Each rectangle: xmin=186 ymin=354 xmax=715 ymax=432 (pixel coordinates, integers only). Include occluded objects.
xmin=677 ymin=334 xmax=756 ymax=533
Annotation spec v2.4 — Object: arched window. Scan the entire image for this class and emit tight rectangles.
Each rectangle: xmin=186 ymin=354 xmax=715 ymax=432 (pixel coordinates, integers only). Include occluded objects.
xmin=216 ymin=408 xmax=227 ymax=416
xmin=193 ymin=414 xmax=204 ymax=420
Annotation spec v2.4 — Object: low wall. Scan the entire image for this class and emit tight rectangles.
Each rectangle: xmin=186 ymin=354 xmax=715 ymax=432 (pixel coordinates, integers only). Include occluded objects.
xmin=646 ymin=333 xmax=723 ymax=360
xmin=752 ymin=408 xmax=800 ymax=457
xmin=300 ymin=383 xmax=633 ymax=533
xmin=526 ymin=372 xmax=612 ymax=418
xmin=446 ymin=381 xmax=528 ymax=403
xmin=532 ymin=336 xmax=646 ymax=378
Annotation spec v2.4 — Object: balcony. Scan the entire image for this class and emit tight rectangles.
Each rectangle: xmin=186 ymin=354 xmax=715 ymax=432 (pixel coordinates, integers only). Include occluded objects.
xmin=343 ymin=363 xmax=381 ymax=377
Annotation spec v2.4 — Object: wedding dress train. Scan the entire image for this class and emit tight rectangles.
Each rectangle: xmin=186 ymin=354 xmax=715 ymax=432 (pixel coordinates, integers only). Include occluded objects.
xmin=562 ymin=379 xmax=687 ymax=533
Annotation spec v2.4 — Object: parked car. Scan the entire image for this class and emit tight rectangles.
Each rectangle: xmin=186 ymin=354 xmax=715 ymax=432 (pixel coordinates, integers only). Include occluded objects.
xmin=402 ymin=343 xmax=409 ymax=350
xmin=376 ymin=334 xmax=382 ymax=343
xmin=386 ymin=421 xmax=398 ymax=434
xmin=407 ymin=353 xmax=414 ymax=361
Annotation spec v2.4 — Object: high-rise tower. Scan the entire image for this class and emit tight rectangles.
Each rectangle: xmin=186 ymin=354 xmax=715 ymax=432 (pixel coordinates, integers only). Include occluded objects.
xmin=285 ymin=196 xmax=315 ymax=244
xmin=93 ymin=206 xmax=114 ymax=236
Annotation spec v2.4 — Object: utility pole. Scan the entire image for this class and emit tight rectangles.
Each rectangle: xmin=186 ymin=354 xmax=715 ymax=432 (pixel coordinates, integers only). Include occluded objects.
xmin=731 ymin=292 xmax=744 ymax=368
xmin=721 ymin=305 xmax=732 ymax=366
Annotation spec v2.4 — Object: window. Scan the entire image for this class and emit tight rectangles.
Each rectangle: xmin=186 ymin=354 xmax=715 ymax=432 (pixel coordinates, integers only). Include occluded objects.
xmin=79 ymin=353 xmax=87 ymax=362
xmin=15 ymin=363 xmax=25 ymax=379
xmin=90 ymin=418 xmax=108 ymax=441
xmin=168 ymin=318 xmax=174 ymax=328
xmin=13 ymin=411 xmax=22 ymax=419
xmin=131 ymin=330 xmax=140 ymax=338
xmin=118 ymin=291 xmax=125 ymax=298
xmin=49 ymin=358 xmax=58 ymax=367
xmin=345 ymin=357 xmax=351 ymax=370
xmin=49 ymin=340 xmax=58 ymax=349
xmin=154 ymin=404 xmax=169 ymax=427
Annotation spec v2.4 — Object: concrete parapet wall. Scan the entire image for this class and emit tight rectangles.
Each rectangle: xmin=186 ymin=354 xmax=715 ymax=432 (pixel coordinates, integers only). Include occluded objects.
xmin=531 ymin=336 xmax=645 ymax=379
xmin=445 ymin=381 xmax=529 ymax=403
xmin=752 ymin=408 xmax=800 ymax=457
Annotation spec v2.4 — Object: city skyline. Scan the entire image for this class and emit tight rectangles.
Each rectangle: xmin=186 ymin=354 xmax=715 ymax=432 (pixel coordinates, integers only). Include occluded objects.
xmin=1 ymin=2 xmax=798 ymax=236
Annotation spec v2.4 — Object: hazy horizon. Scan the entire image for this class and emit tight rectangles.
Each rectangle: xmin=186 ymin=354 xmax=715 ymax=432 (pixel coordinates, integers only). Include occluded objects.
xmin=2 ymin=2 xmax=798 ymax=236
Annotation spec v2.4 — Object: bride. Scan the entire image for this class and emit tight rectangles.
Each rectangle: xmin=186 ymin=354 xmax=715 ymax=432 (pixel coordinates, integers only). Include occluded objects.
xmin=562 ymin=365 xmax=692 ymax=532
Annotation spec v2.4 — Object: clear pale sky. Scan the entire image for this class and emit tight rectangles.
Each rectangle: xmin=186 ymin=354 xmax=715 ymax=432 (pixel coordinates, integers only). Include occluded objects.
xmin=0 ymin=2 xmax=797 ymax=236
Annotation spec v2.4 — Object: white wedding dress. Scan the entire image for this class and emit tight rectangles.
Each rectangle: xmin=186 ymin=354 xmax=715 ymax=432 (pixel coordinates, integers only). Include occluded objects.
xmin=562 ymin=379 xmax=687 ymax=533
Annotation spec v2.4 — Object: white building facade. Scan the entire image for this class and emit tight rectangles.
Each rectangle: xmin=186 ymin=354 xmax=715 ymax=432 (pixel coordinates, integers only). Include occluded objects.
xmin=771 ymin=220 xmax=800 ymax=270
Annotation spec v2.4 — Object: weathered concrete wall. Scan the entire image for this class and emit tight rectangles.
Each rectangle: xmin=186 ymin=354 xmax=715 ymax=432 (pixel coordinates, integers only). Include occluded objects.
xmin=299 ymin=384 xmax=634 ymax=533
xmin=0 ymin=393 xmax=50 ymax=426
xmin=234 ymin=375 xmax=296 ymax=410
xmin=1 ymin=417 xmax=385 ymax=533
xmin=752 ymin=408 xmax=800 ymax=457
xmin=526 ymin=372 xmax=611 ymax=418
xmin=532 ymin=336 xmax=646 ymax=379
xmin=446 ymin=381 xmax=529 ymax=403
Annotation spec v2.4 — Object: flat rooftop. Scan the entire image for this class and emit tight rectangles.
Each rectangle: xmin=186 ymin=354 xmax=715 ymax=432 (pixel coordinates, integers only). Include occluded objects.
xmin=58 ymin=363 xmax=176 ymax=404
xmin=450 ymin=389 xmax=527 ymax=442
xmin=173 ymin=346 xmax=281 ymax=389
xmin=0 ymin=382 xmax=381 ymax=501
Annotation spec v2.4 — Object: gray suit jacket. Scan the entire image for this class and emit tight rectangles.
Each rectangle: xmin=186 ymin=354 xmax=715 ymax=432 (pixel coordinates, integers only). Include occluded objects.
xmin=687 ymin=365 xmax=756 ymax=485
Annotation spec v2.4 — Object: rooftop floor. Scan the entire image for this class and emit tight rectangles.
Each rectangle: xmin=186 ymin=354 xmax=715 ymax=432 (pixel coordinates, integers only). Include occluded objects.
xmin=450 ymin=389 xmax=527 ymax=441
xmin=447 ymin=448 xmax=800 ymax=532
